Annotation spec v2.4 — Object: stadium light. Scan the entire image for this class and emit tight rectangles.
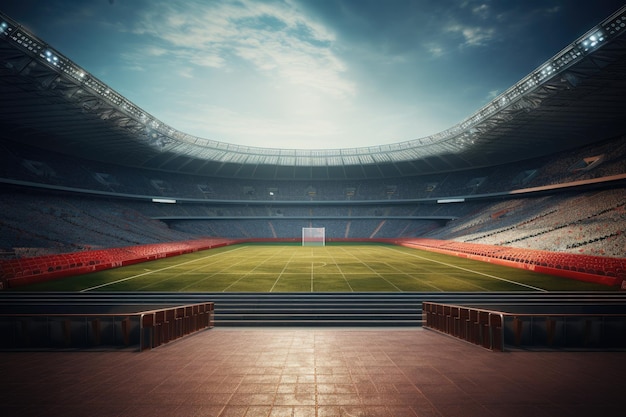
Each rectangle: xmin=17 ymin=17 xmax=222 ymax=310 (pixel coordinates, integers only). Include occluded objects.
xmin=0 ymin=21 xmax=8 ymax=34
xmin=581 ymin=31 xmax=605 ymax=51
xmin=44 ymin=50 xmax=59 ymax=66
xmin=540 ymin=65 xmax=554 ymax=77
xmin=152 ymin=198 xmax=176 ymax=204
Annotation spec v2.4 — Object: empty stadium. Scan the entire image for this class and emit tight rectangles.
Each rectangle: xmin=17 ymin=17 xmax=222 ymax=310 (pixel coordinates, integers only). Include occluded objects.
xmin=1 ymin=3 xmax=626 ymax=417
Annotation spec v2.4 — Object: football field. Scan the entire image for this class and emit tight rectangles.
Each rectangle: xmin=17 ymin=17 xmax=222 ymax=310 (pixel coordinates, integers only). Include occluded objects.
xmin=16 ymin=243 xmax=613 ymax=292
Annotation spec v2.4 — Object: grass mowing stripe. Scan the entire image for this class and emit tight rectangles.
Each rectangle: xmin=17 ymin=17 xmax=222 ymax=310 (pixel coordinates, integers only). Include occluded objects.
xmin=391 ymin=257 xmax=493 ymax=292
xmin=137 ymin=255 xmax=228 ymax=291
xmin=380 ymin=261 xmax=445 ymax=292
xmin=175 ymin=255 xmax=249 ymax=291
xmin=80 ymin=246 xmax=246 ymax=292
xmin=269 ymin=250 xmax=296 ymax=292
xmin=341 ymin=246 xmax=403 ymax=292
xmin=339 ymin=248 xmax=404 ymax=292
xmin=359 ymin=248 xmax=447 ymax=291
xmin=330 ymin=248 xmax=354 ymax=292
xmin=182 ymin=249 xmax=270 ymax=291
xmin=382 ymin=245 xmax=548 ymax=292
xmin=222 ymin=246 xmax=288 ymax=291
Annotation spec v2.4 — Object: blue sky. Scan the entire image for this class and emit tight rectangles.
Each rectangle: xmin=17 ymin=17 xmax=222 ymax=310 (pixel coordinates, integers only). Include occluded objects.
xmin=2 ymin=0 xmax=624 ymax=149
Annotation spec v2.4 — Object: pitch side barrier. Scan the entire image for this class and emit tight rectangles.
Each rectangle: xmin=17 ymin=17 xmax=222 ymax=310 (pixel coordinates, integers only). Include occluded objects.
xmin=0 ymin=238 xmax=237 ymax=289
xmin=394 ymin=238 xmax=626 ymax=288
xmin=0 ymin=302 xmax=214 ymax=351
xmin=423 ymin=301 xmax=626 ymax=351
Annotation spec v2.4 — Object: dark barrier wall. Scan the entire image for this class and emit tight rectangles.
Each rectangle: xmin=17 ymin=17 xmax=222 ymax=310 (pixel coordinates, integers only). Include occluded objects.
xmin=0 ymin=302 xmax=214 ymax=351
xmin=423 ymin=301 xmax=626 ymax=351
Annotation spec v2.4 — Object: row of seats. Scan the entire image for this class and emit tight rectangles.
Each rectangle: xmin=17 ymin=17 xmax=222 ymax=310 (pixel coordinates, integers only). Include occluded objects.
xmin=0 ymin=238 xmax=235 ymax=286
xmin=2 ymin=134 xmax=625 ymax=201
xmin=401 ymin=238 xmax=626 ymax=281
xmin=427 ymin=189 xmax=625 ymax=258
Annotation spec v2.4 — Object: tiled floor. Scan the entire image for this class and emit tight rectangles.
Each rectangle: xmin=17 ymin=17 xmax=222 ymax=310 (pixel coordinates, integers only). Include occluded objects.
xmin=1 ymin=327 xmax=624 ymax=417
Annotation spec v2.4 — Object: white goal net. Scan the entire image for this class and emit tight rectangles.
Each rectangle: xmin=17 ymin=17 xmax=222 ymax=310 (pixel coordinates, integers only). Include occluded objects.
xmin=302 ymin=227 xmax=325 ymax=246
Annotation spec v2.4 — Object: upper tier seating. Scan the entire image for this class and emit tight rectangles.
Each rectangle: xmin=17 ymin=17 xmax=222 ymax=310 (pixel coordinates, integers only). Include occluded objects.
xmin=1 ymin=135 xmax=625 ymax=201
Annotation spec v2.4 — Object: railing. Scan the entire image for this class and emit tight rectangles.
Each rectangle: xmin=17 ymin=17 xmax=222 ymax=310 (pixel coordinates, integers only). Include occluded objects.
xmin=423 ymin=302 xmax=504 ymax=351
xmin=0 ymin=302 xmax=214 ymax=351
xmin=140 ymin=303 xmax=214 ymax=351
xmin=423 ymin=302 xmax=626 ymax=351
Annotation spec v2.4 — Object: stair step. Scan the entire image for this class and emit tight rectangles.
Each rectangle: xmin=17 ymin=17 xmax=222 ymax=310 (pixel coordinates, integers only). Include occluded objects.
xmin=1 ymin=292 xmax=624 ymax=327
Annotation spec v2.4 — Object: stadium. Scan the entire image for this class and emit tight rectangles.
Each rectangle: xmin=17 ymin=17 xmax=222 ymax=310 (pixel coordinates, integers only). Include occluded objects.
xmin=1 ymin=3 xmax=626 ymax=417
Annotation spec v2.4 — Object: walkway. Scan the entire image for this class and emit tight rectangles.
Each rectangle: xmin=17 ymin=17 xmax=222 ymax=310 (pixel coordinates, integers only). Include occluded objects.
xmin=1 ymin=327 xmax=624 ymax=416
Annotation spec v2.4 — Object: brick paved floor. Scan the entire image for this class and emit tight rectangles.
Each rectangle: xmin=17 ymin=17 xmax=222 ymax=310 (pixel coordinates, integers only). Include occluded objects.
xmin=1 ymin=328 xmax=624 ymax=417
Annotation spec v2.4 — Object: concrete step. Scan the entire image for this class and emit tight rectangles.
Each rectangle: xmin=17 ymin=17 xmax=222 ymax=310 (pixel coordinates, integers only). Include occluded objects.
xmin=1 ymin=292 xmax=624 ymax=327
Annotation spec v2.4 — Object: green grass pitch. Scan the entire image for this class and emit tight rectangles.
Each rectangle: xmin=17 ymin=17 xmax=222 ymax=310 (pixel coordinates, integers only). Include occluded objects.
xmin=16 ymin=243 xmax=614 ymax=292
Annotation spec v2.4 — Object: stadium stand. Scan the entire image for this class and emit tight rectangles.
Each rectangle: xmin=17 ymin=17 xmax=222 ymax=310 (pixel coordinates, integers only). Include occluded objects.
xmin=1 ymin=132 xmax=624 ymax=290
xmin=0 ymin=238 xmax=235 ymax=288
xmin=1 ymin=4 xmax=625 ymax=291
xmin=397 ymin=238 xmax=626 ymax=286
xmin=1 ymin=135 xmax=625 ymax=201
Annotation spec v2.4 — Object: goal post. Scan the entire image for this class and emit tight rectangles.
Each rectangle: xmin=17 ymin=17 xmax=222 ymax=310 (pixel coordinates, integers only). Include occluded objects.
xmin=302 ymin=227 xmax=325 ymax=246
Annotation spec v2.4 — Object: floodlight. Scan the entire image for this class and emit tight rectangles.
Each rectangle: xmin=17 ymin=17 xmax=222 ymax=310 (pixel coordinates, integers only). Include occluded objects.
xmin=44 ymin=49 xmax=59 ymax=65
xmin=581 ymin=31 xmax=605 ymax=51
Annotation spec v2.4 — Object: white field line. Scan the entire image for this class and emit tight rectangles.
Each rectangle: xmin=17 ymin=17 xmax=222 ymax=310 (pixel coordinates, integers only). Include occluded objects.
xmin=338 ymin=246 xmax=402 ymax=292
xmin=79 ymin=246 xmax=245 ymax=292
xmin=360 ymin=261 xmax=403 ymax=292
xmin=331 ymin=252 xmax=354 ymax=292
xmin=222 ymin=247 xmax=288 ymax=292
xmin=176 ymin=253 xmax=255 ymax=291
xmin=383 ymin=246 xmax=548 ymax=292
xmin=381 ymin=261 xmax=445 ymax=291
xmin=269 ymin=250 xmax=297 ymax=292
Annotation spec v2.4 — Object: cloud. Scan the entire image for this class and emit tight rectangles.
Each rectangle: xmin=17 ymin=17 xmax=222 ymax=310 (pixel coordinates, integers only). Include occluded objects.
xmin=543 ymin=6 xmax=561 ymax=16
xmin=177 ymin=67 xmax=194 ymax=79
xmin=424 ymin=42 xmax=445 ymax=58
xmin=445 ymin=23 xmax=496 ymax=47
xmin=472 ymin=4 xmax=490 ymax=19
xmin=485 ymin=89 xmax=500 ymax=102
xmin=143 ymin=46 xmax=168 ymax=57
xmin=130 ymin=0 xmax=355 ymax=98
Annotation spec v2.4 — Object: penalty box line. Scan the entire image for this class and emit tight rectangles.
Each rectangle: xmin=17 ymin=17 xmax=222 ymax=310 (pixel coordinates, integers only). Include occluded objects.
xmin=80 ymin=246 xmax=245 ymax=292
xmin=384 ymin=246 xmax=548 ymax=292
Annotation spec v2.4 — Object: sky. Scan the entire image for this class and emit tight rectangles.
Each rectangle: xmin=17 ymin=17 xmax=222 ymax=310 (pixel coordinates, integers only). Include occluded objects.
xmin=1 ymin=0 xmax=624 ymax=150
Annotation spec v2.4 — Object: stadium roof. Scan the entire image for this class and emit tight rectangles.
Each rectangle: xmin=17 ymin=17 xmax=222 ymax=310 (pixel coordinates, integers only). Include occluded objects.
xmin=1 ymin=6 xmax=626 ymax=180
